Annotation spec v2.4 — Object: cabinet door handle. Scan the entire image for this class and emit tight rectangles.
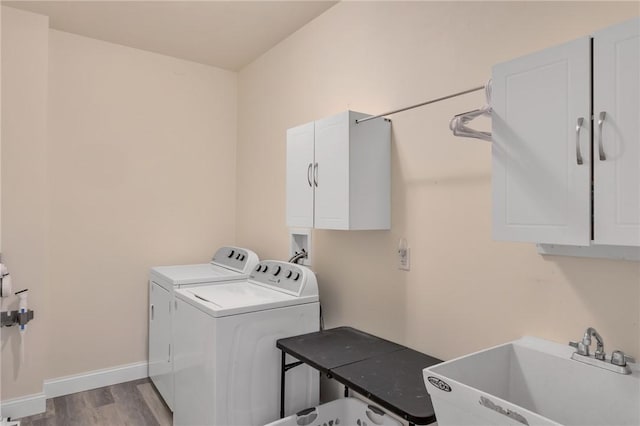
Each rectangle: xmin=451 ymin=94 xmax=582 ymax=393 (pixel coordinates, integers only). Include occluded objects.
xmin=575 ymin=117 xmax=584 ymax=165
xmin=313 ymin=163 xmax=318 ymax=187
xmin=598 ymin=111 xmax=607 ymax=161
xmin=307 ymin=163 xmax=313 ymax=187
xmin=151 ymin=304 xmax=154 ymax=320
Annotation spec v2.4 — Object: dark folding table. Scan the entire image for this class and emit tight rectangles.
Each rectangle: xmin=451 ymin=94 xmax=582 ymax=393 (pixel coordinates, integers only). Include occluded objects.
xmin=276 ymin=326 xmax=442 ymax=425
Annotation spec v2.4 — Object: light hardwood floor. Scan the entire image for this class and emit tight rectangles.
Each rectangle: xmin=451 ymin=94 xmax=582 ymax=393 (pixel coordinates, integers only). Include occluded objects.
xmin=16 ymin=378 xmax=172 ymax=426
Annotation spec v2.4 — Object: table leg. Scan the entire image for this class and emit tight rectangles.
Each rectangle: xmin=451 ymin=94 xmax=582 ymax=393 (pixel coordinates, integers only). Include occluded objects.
xmin=280 ymin=350 xmax=286 ymax=418
xmin=280 ymin=354 xmax=305 ymax=418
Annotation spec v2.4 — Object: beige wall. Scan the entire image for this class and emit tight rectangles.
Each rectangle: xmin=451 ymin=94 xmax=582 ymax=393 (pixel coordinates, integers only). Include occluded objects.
xmin=237 ymin=0 xmax=640 ymax=368
xmin=2 ymin=7 xmax=238 ymax=399
xmin=1 ymin=6 xmax=50 ymax=400
xmin=1 ymin=0 xmax=639 ymax=409
xmin=46 ymin=30 xmax=237 ymax=379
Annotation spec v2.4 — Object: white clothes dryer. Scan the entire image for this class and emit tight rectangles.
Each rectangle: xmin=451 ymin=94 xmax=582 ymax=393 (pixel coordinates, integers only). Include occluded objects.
xmin=148 ymin=246 xmax=259 ymax=411
xmin=173 ymin=260 xmax=320 ymax=426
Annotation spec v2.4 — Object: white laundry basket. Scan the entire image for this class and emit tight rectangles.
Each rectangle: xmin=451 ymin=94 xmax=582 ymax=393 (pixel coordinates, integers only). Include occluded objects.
xmin=266 ymin=397 xmax=401 ymax=426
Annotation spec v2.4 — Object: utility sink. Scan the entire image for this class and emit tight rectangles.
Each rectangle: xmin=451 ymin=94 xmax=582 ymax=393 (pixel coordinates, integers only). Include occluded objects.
xmin=423 ymin=336 xmax=639 ymax=426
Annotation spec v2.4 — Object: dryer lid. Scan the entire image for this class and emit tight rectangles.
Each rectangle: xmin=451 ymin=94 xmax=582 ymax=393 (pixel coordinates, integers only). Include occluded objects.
xmin=150 ymin=263 xmax=246 ymax=286
xmin=150 ymin=246 xmax=259 ymax=286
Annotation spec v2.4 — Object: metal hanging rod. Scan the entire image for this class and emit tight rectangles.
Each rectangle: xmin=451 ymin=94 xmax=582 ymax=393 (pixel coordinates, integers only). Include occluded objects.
xmin=356 ymin=85 xmax=486 ymax=124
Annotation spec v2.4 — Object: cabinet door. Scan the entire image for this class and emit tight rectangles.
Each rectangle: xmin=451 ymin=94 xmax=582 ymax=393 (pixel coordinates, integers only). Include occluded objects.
xmin=314 ymin=111 xmax=350 ymax=230
xmin=492 ymin=37 xmax=591 ymax=245
xmin=593 ymin=18 xmax=640 ymax=246
xmin=286 ymin=122 xmax=315 ymax=228
xmin=148 ymin=281 xmax=173 ymax=410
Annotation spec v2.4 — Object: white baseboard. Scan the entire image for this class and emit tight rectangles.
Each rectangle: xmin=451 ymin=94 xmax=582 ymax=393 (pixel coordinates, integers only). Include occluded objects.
xmin=1 ymin=392 xmax=46 ymax=420
xmin=1 ymin=361 xmax=148 ymax=420
xmin=44 ymin=361 xmax=148 ymax=399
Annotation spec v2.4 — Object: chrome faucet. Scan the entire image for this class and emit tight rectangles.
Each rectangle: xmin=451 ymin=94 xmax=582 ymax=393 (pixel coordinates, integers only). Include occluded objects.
xmin=582 ymin=327 xmax=606 ymax=360
xmin=569 ymin=327 xmax=634 ymax=374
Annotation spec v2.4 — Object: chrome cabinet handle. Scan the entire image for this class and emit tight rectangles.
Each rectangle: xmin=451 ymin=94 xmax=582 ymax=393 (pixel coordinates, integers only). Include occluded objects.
xmin=598 ymin=111 xmax=607 ymax=161
xmin=313 ymin=163 xmax=318 ymax=187
xmin=307 ymin=163 xmax=313 ymax=187
xmin=151 ymin=304 xmax=154 ymax=320
xmin=575 ymin=117 xmax=584 ymax=165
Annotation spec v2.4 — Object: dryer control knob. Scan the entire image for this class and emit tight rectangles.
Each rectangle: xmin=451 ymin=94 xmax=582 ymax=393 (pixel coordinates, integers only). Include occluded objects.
xmin=273 ymin=266 xmax=281 ymax=276
xmin=255 ymin=265 xmax=261 ymax=272
xmin=236 ymin=253 xmax=241 ymax=260
xmin=293 ymin=272 xmax=301 ymax=281
xmin=227 ymin=250 xmax=235 ymax=258
xmin=262 ymin=265 xmax=268 ymax=273
xmin=286 ymin=270 xmax=293 ymax=279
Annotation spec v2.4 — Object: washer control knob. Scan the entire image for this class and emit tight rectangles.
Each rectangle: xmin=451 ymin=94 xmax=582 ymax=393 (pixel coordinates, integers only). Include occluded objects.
xmin=273 ymin=265 xmax=281 ymax=276
xmin=293 ymin=272 xmax=301 ymax=281
xmin=255 ymin=265 xmax=261 ymax=272
xmin=240 ymin=254 xmax=245 ymax=261
xmin=227 ymin=250 xmax=235 ymax=258
xmin=286 ymin=270 xmax=293 ymax=279
xmin=262 ymin=265 xmax=268 ymax=273
xmin=236 ymin=253 xmax=241 ymax=260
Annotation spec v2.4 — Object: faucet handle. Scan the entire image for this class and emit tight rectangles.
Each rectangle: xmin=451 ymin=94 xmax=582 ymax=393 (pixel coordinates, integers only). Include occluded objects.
xmin=611 ymin=350 xmax=635 ymax=367
xmin=569 ymin=340 xmax=589 ymax=356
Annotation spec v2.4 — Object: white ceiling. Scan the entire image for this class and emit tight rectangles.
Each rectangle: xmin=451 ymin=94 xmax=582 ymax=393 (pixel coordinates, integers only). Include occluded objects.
xmin=2 ymin=1 xmax=337 ymax=71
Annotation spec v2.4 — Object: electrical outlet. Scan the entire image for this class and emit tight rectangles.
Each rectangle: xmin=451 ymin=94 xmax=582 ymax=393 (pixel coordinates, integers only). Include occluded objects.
xmin=399 ymin=247 xmax=410 ymax=271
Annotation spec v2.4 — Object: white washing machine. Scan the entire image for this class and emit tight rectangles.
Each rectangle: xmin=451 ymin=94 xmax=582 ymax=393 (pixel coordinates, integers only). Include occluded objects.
xmin=148 ymin=246 xmax=259 ymax=411
xmin=173 ymin=260 xmax=320 ymax=426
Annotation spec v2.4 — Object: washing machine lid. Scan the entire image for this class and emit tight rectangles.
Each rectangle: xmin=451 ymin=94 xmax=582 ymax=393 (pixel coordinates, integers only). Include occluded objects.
xmin=150 ymin=263 xmax=247 ymax=286
xmin=175 ymin=282 xmax=318 ymax=317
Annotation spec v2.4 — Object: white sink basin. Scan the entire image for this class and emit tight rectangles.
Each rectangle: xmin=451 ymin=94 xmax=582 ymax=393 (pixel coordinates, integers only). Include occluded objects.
xmin=423 ymin=336 xmax=639 ymax=426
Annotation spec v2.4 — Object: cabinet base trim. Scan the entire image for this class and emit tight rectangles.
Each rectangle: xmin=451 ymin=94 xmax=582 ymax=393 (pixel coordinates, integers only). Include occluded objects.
xmin=537 ymin=244 xmax=640 ymax=261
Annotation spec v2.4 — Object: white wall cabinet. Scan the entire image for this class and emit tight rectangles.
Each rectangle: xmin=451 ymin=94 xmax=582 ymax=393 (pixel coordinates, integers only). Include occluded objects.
xmin=286 ymin=122 xmax=315 ymax=228
xmin=492 ymin=18 xmax=639 ymax=248
xmin=286 ymin=110 xmax=391 ymax=230
xmin=148 ymin=281 xmax=173 ymax=410
xmin=593 ymin=19 xmax=640 ymax=246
